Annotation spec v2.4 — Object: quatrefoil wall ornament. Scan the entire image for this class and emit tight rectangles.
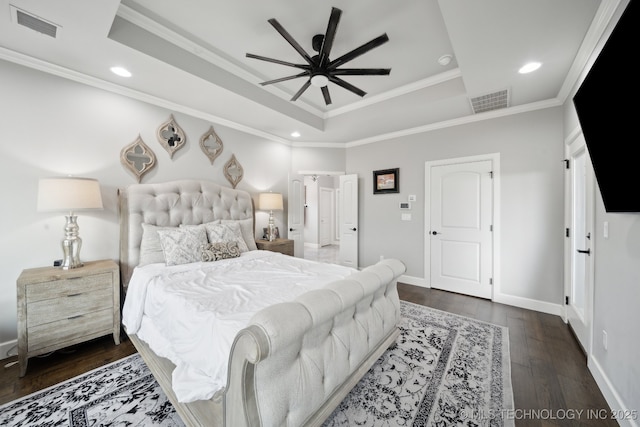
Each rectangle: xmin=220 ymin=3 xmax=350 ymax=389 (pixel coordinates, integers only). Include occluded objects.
xmin=157 ymin=114 xmax=186 ymax=158
xmin=200 ymin=126 xmax=224 ymax=164
xmin=223 ymin=154 xmax=244 ymax=189
xmin=121 ymin=135 xmax=157 ymax=183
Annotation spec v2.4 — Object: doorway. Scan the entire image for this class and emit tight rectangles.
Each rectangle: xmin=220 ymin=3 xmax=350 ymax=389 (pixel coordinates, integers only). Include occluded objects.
xmin=425 ymin=154 xmax=499 ymax=299
xmin=303 ymin=175 xmax=339 ymax=251
xmin=290 ymin=172 xmax=358 ymax=267
xmin=564 ymin=134 xmax=595 ymax=355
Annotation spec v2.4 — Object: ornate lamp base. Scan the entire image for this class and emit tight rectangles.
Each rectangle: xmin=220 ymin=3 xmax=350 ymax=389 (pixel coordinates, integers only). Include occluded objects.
xmin=268 ymin=210 xmax=276 ymax=241
xmin=61 ymin=215 xmax=83 ymax=269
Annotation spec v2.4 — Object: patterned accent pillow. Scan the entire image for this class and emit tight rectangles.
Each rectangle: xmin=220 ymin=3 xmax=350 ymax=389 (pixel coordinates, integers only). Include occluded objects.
xmin=204 ymin=222 xmax=249 ymax=252
xmin=157 ymin=226 xmax=208 ymax=266
xmin=201 ymin=241 xmax=241 ymax=262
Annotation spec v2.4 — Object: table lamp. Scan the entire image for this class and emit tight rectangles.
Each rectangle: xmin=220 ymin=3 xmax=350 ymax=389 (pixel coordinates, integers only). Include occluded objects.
xmin=37 ymin=177 xmax=104 ymax=269
xmin=259 ymin=192 xmax=283 ymax=241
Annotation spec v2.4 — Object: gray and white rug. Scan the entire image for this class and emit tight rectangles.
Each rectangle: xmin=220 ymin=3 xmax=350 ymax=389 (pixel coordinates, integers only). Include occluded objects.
xmin=0 ymin=302 xmax=514 ymax=426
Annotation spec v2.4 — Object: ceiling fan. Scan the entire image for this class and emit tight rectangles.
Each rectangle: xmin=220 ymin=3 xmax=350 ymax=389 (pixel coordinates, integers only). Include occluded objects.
xmin=246 ymin=7 xmax=390 ymax=105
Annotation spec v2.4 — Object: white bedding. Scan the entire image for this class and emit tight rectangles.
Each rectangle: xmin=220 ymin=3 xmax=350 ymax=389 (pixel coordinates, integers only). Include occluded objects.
xmin=122 ymin=250 xmax=357 ymax=403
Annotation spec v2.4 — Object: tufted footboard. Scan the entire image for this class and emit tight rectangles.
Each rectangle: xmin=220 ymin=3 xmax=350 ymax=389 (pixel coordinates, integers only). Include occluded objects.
xmin=224 ymin=258 xmax=406 ymax=427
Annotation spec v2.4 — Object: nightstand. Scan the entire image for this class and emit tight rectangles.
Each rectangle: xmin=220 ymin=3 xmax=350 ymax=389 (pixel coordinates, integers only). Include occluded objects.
xmin=256 ymin=238 xmax=294 ymax=256
xmin=16 ymin=259 xmax=120 ymax=377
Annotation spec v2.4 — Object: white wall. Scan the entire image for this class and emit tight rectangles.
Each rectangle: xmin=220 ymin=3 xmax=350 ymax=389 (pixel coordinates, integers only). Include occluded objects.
xmin=346 ymin=107 xmax=566 ymax=307
xmin=0 ymin=59 xmax=292 ymax=351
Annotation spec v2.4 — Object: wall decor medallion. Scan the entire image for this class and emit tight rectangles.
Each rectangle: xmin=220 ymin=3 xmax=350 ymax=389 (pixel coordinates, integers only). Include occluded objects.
xmin=223 ymin=154 xmax=243 ymax=188
xmin=121 ymin=135 xmax=157 ymax=183
xmin=156 ymin=114 xmax=186 ymax=158
xmin=200 ymin=126 xmax=224 ymax=164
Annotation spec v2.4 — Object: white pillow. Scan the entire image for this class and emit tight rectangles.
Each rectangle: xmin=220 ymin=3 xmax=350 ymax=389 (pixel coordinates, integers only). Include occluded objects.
xmin=220 ymin=218 xmax=257 ymax=251
xmin=204 ymin=222 xmax=249 ymax=252
xmin=139 ymin=223 xmax=176 ymax=266
xmin=157 ymin=226 xmax=208 ymax=266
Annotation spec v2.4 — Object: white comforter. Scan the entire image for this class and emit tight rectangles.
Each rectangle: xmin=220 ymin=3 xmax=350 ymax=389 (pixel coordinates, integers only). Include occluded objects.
xmin=122 ymin=250 xmax=356 ymax=402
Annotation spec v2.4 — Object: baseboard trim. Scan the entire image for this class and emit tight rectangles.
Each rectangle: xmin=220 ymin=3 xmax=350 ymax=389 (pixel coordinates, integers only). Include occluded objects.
xmin=398 ymin=275 xmax=428 ymax=288
xmin=588 ymin=356 xmax=638 ymax=427
xmin=493 ymin=292 xmax=563 ymax=316
xmin=1 ymin=339 xmax=18 ymax=361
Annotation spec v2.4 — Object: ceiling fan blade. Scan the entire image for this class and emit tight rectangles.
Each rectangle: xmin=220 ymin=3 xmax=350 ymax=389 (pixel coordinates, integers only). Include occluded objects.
xmin=268 ymin=18 xmax=314 ymax=65
xmin=260 ymin=72 xmax=311 ymax=86
xmin=331 ymin=68 xmax=391 ymax=76
xmin=246 ymin=53 xmax=310 ymax=70
xmin=328 ymin=76 xmax=366 ymax=97
xmin=291 ymin=80 xmax=312 ymax=101
xmin=321 ymin=86 xmax=332 ymax=105
xmin=318 ymin=7 xmax=342 ymax=68
xmin=328 ymin=33 xmax=389 ymax=70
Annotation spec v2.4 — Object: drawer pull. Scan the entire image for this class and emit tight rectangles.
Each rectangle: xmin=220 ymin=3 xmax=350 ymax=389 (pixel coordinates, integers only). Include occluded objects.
xmin=67 ymin=315 xmax=83 ymax=320
xmin=67 ymin=293 xmax=83 ymax=297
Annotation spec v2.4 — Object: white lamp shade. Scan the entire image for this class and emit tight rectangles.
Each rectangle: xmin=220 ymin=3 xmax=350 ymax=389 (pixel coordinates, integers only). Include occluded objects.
xmin=37 ymin=177 xmax=104 ymax=212
xmin=259 ymin=192 xmax=283 ymax=210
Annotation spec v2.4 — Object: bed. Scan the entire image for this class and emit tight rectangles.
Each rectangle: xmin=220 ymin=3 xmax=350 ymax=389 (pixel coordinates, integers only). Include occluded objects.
xmin=119 ymin=179 xmax=405 ymax=426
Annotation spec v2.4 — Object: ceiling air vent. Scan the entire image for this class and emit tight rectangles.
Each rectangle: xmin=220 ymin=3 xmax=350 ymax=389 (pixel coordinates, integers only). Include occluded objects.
xmin=470 ymin=89 xmax=510 ymax=114
xmin=11 ymin=6 xmax=60 ymax=38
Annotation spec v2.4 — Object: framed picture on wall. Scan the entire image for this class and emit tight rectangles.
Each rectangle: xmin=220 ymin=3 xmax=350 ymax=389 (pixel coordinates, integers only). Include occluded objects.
xmin=262 ymin=227 xmax=280 ymax=239
xmin=373 ymin=168 xmax=399 ymax=194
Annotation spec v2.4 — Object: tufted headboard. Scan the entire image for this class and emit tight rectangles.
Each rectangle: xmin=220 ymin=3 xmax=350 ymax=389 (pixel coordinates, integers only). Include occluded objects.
xmin=118 ymin=180 xmax=254 ymax=287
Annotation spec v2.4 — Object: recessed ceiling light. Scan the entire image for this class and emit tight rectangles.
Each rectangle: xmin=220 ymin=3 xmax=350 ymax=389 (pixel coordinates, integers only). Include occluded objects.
xmin=291 ymin=131 xmax=301 ymax=138
xmin=519 ymin=62 xmax=541 ymax=74
xmin=110 ymin=66 xmax=132 ymax=77
xmin=438 ymin=54 xmax=453 ymax=66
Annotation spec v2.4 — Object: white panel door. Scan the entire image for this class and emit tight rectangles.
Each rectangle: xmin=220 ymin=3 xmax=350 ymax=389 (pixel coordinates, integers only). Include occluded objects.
xmin=566 ymin=135 xmax=594 ymax=354
xmin=339 ymin=174 xmax=358 ymax=268
xmin=288 ymin=173 xmax=304 ymax=258
xmin=429 ymin=161 xmax=493 ymax=299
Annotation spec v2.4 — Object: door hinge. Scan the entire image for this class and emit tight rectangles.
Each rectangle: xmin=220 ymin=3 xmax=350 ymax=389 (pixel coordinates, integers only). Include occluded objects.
xmin=565 ymin=296 xmax=569 ymax=305
xmin=565 ymin=228 xmax=570 ymax=238
xmin=489 ymin=171 xmax=494 ymax=178
xmin=490 ymin=224 xmax=493 ymax=232
xmin=489 ymin=278 xmax=493 ymax=285
xmin=564 ymin=159 xmax=570 ymax=169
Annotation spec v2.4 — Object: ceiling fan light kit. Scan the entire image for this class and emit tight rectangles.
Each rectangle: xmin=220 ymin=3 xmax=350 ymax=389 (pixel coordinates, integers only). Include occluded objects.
xmin=246 ymin=7 xmax=391 ymax=105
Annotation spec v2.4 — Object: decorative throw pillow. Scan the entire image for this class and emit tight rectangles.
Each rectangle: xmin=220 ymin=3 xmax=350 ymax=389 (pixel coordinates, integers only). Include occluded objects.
xmin=139 ymin=223 xmax=177 ymax=266
xmin=157 ymin=226 xmax=208 ymax=266
xmin=221 ymin=218 xmax=257 ymax=251
xmin=204 ymin=222 xmax=249 ymax=252
xmin=201 ymin=241 xmax=241 ymax=262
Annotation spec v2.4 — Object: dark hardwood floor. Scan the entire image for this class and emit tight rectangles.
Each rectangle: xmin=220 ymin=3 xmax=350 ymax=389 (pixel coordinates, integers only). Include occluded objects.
xmin=0 ymin=284 xmax=616 ymax=426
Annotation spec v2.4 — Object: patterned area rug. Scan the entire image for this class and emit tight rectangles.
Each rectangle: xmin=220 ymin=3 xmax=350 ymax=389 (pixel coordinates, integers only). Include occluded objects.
xmin=0 ymin=301 xmax=513 ymax=427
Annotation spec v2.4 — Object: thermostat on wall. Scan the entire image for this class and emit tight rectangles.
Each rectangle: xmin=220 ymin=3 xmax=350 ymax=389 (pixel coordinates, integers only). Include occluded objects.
xmin=399 ymin=202 xmax=411 ymax=209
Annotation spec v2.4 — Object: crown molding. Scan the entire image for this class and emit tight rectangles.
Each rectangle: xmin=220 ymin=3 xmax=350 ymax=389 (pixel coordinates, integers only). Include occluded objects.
xmin=0 ymin=46 xmax=291 ymax=146
xmin=345 ymin=98 xmax=562 ymax=147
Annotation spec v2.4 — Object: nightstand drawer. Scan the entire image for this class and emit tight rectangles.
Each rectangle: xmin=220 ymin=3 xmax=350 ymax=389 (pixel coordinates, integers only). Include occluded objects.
xmin=17 ymin=259 xmax=121 ymax=377
xmin=26 ymin=272 xmax=112 ymax=302
xmin=28 ymin=308 xmax=112 ymax=353
xmin=256 ymin=238 xmax=294 ymax=256
xmin=27 ymin=284 xmax=113 ymax=327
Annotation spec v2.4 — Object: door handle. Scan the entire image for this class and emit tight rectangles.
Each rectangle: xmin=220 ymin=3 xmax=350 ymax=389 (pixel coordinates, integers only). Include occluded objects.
xmin=289 ymin=228 xmax=294 ymax=232
xmin=431 ymin=231 xmax=441 ymax=235
xmin=577 ymin=248 xmax=591 ymax=255
xmin=350 ymin=227 xmax=357 ymax=231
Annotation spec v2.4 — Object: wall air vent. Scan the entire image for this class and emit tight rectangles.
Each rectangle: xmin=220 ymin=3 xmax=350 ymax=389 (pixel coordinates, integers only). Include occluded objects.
xmin=11 ymin=5 xmax=60 ymax=38
xmin=470 ymin=89 xmax=510 ymax=114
